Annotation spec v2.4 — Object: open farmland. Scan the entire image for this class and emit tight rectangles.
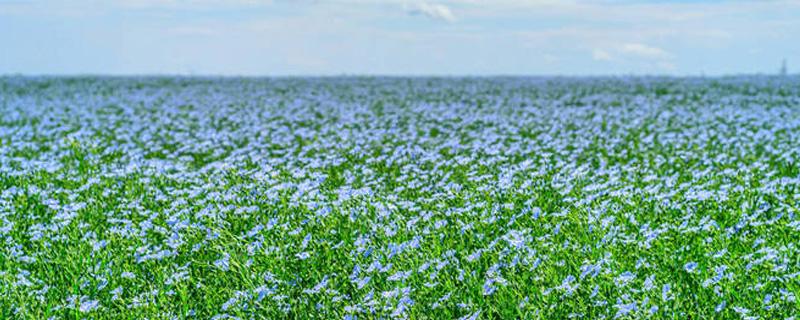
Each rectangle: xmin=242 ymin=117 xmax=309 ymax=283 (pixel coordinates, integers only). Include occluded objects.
xmin=1 ymin=76 xmax=799 ymax=319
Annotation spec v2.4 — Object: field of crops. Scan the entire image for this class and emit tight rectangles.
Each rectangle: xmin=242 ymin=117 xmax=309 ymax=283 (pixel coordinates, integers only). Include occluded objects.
xmin=1 ymin=76 xmax=799 ymax=319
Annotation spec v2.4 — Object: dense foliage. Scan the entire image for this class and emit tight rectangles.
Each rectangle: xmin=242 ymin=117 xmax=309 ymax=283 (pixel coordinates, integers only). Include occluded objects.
xmin=1 ymin=76 xmax=799 ymax=319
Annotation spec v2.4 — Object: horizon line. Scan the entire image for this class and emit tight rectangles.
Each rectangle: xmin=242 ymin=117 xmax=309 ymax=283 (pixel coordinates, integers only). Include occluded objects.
xmin=1 ymin=73 xmax=796 ymax=79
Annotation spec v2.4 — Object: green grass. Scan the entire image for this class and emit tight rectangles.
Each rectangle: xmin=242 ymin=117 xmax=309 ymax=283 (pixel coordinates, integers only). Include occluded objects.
xmin=0 ymin=76 xmax=798 ymax=319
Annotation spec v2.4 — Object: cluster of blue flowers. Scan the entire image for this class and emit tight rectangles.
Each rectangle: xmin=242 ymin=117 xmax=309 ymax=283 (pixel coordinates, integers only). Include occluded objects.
xmin=0 ymin=76 xmax=798 ymax=319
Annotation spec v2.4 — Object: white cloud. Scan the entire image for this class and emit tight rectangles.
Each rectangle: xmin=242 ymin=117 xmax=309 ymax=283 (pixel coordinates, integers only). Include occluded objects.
xmin=116 ymin=0 xmax=271 ymax=9
xmin=166 ymin=26 xmax=222 ymax=37
xmin=591 ymin=43 xmax=673 ymax=70
xmin=408 ymin=2 xmax=456 ymax=22
xmin=620 ymin=43 xmax=671 ymax=59
xmin=592 ymin=48 xmax=612 ymax=61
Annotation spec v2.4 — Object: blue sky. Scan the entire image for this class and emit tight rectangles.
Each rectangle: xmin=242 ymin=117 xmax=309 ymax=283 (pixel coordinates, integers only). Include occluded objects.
xmin=0 ymin=0 xmax=798 ymax=76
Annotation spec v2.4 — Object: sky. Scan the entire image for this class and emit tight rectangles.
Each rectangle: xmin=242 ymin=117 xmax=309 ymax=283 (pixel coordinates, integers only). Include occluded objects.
xmin=0 ymin=0 xmax=798 ymax=76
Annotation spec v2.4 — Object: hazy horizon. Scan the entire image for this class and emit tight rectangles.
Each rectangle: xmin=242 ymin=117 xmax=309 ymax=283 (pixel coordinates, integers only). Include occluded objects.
xmin=1 ymin=73 xmax=797 ymax=78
